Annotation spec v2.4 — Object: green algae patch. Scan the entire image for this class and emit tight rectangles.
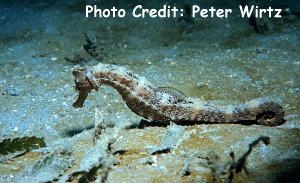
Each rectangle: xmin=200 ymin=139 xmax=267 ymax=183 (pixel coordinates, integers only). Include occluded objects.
xmin=0 ymin=136 xmax=46 ymax=156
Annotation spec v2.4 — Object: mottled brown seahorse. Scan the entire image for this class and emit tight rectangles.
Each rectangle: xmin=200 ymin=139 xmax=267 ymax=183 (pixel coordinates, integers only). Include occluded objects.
xmin=72 ymin=63 xmax=285 ymax=126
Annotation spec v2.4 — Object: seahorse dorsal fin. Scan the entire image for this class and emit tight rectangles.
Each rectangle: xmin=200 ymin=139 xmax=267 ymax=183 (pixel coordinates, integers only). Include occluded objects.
xmin=157 ymin=87 xmax=187 ymax=102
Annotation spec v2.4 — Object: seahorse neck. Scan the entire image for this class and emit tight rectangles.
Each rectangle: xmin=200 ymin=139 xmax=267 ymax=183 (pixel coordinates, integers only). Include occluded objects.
xmin=91 ymin=63 xmax=154 ymax=99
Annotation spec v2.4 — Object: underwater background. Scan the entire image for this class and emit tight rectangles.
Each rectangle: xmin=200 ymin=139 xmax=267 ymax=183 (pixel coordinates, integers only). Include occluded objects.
xmin=0 ymin=0 xmax=299 ymax=182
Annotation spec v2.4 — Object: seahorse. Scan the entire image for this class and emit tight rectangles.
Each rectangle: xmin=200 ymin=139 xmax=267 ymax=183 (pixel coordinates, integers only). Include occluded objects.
xmin=72 ymin=63 xmax=285 ymax=126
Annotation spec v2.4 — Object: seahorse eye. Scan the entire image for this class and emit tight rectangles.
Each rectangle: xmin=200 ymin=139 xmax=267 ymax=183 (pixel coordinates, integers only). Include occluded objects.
xmin=72 ymin=70 xmax=79 ymax=77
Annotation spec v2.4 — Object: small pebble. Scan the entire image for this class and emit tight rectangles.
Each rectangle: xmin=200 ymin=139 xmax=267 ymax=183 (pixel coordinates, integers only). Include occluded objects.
xmin=50 ymin=57 xmax=58 ymax=61
xmin=5 ymin=87 xmax=21 ymax=96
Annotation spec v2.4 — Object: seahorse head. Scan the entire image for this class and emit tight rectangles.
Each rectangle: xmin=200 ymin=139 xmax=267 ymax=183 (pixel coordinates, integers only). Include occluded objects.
xmin=72 ymin=67 xmax=98 ymax=108
xmin=73 ymin=67 xmax=98 ymax=92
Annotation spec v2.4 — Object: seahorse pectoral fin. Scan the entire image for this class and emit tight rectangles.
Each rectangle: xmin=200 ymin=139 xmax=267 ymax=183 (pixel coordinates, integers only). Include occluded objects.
xmin=73 ymin=91 xmax=89 ymax=108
